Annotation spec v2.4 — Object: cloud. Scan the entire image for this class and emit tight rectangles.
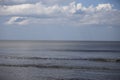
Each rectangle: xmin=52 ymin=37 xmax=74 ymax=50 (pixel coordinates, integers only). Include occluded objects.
xmin=40 ymin=0 xmax=75 ymax=5
xmin=0 ymin=2 xmax=114 ymax=15
xmin=96 ymin=3 xmax=112 ymax=11
xmin=0 ymin=2 xmax=63 ymax=16
xmin=6 ymin=16 xmax=28 ymax=25
xmin=0 ymin=0 xmax=27 ymax=4
xmin=1 ymin=1 xmax=120 ymax=26
xmin=0 ymin=0 xmax=75 ymax=4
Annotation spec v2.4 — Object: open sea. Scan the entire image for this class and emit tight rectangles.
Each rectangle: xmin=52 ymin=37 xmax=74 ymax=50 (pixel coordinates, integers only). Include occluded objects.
xmin=0 ymin=40 xmax=120 ymax=80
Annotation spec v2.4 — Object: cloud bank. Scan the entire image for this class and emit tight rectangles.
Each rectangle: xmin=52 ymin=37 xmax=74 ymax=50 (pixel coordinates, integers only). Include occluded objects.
xmin=0 ymin=1 xmax=120 ymax=26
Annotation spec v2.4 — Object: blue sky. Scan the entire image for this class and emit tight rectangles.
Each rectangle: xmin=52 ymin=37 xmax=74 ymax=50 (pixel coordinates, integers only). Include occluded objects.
xmin=0 ymin=0 xmax=120 ymax=41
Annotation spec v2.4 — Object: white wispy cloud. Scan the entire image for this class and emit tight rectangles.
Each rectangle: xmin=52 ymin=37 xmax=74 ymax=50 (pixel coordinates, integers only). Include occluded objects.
xmin=0 ymin=2 xmax=63 ymax=16
xmin=0 ymin=1 xmax=120 ymax=26
xmin=5 ymin=16 xmax=28 ymax=25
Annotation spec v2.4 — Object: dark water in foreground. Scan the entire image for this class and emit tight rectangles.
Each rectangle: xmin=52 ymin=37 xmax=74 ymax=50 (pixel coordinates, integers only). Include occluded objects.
xmin=0 ymin=40 xmax=120 ymax=80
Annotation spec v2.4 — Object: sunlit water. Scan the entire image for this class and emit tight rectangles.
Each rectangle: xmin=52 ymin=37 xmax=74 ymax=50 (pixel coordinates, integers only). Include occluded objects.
xmin=0 ymin=40 xmax=120 ymax=80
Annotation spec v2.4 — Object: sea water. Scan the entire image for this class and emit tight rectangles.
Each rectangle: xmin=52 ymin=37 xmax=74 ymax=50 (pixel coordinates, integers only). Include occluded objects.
xmin=0 ymin=40 xmax=120 ymax=80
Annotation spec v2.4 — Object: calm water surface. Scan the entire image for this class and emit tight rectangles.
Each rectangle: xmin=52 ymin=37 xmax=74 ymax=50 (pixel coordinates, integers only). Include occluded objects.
xmin=0 ymin=40 xmax=120 ymax=80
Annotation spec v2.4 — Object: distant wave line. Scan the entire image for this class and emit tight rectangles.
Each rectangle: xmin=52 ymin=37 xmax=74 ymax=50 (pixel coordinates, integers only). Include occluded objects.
xmin=39 ymin=77 xmax=92 ymax=80
xmin=0 ymin=55 xmax=120 ymax=62
xmin=0 ymin=63 xmax=118 ymax=71
xmin=50 ymin=49 xmax=120 ymax=52
xmin=1 ymin=49 xmax=120 ymax=52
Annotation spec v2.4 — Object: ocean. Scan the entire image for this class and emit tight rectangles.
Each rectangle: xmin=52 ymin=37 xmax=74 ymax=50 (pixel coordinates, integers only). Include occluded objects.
xmin=0 ymin=40 xmax=120 ymax=80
